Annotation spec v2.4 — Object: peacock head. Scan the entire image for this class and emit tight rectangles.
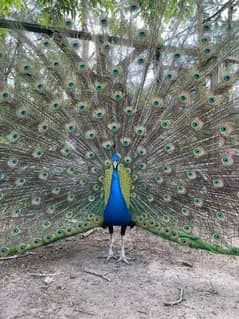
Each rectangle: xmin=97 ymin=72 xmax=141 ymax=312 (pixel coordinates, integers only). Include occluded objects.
xmin=111 ymin=153 xmax=119 ymax=168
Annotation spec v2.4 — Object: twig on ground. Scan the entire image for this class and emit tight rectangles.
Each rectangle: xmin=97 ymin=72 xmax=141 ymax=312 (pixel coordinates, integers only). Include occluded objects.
xmin=0 ymin=252 xmax=36 ymax=261
xmin=79 ymin=228 xmax=98 ymax=239
xmin=84 ymin=270 xmax=111 ymax=282
xmin=164 ymin=288 xmax=184 ymax=306
xmin=28 ymin=272 xmax=63 ymax=277
xmin=74 ymin=308 xmax=95 ymax=316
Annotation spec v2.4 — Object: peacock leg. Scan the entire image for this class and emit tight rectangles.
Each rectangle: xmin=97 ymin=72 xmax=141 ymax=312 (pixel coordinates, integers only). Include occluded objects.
xmin=117 ymin=225 xmax=131 ymax=264
xmin=105 ymin=226 xmax=116 ymax=262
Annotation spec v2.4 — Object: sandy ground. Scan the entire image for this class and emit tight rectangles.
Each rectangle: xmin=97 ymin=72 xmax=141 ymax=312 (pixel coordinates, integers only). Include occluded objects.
xmin=0 ymin=227 xmax=239 ymax=319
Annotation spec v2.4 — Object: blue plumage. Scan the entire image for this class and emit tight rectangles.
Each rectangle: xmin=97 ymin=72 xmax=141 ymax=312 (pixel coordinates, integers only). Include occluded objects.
xmin=103 ymin=167 xmax=131 ymax=226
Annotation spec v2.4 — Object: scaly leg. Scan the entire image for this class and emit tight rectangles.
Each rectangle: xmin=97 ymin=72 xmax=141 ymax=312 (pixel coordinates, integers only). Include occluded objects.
xmin=117 ymin=225 xmax=132 ymax=264
xmin=105 ymin=226 xmax=116 ymax=262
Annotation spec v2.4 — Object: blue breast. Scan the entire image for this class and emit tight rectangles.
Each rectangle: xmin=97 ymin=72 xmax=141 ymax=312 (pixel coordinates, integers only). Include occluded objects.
xmin=103 ymin=168 xmax=131 ymax=226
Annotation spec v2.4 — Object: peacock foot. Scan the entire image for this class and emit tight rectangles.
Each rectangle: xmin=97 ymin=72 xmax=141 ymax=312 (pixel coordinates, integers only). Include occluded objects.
xmin=116 ymin=254 xmax=133 ymax=264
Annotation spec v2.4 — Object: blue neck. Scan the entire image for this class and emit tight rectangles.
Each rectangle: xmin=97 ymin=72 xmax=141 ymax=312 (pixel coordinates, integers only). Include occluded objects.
xmin=103 ymin=167 xmax=131 ymax=226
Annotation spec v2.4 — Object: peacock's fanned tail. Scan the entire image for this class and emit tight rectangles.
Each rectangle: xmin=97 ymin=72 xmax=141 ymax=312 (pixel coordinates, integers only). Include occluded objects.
xmin=1 ymin=1 xmax=239 ymax=256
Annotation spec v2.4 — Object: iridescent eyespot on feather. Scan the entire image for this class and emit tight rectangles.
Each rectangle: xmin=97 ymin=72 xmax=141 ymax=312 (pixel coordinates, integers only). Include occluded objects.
xmin=88 ymin=195 xmax=95 ymax=202
xmin=113 ymin=91 xmax=123 ymax=101
xmin=47 ymin=204 xmax=56 ymax=214
xmin=38 ymin=122 xmax=49 ymax=133
xmin=213 ymin=232 xmax=220 ymax=241
xmin=93 ymin=184 xmax=100 ymax=192
xmin=50 ymin=101 xmax=61 ymax=111
xmin=15 ymin=177 xmax=26 ymax=186
xmin=193 ymin=146 xmax=206 ymax=158
xmin=52 ymin=186 xmax=61 ymax=195
xmin=183 ymin=224 xmax=191 ymax=233
xmin=100 ymin=17 xmax=108 ymax=26
xmin=6 ymin=131 xmax=21 ymax=143
xmin=103 ymin=42 xmax=112 ymax=51
xmin=181 ymin=207 xmax=189 ymax=216
xmin=173 ymin=52 xmax=181 ymax=59
xmin=33 ymin=148 xmax=44 ymax=159
xmin=147 ymin=194 xmax=154 ymax=202
xmin=155 ymin=175 xmax=163 ymax=184
xmin=162 ymin=165 xmax=172 ymax=174
xmin=137 ymin=30 xmax=146 ymax=38
xmin=218 ymin=123 xmax=232 ymax=137
xmin=179 ymin=238 xmax=190 ymax=246
xmin=71 ymin=41 xmax=80 ymax=49
xmin=138 ymin=162 xmax=147 ymax=170
xmin=77 ymin=102 xmax=89 ymax=112
xmin=64 ymin=19 xmax=73 ymax=28
xmin=186 ymin=170 xmax=197 ymax=179
xmin=191 ymin=118 xmax=203 ymax=130
xmin=7 ymin=158 xmax=18 ymax=168
xmin=86 ymin=151 xmax=95 ymax=160
xmin=216 ymin=211 xmax=225 ymax=221
xmin=178 ymin=92 xmax=190 ymax=104
xmin=151 ymin=97 xmax=163 ymax=108
xmin=124 ymin=106 xmax=135 ymax=116
xmin=39 ymin=169 xmax=49 ymax=180
xmin=14 ymin=208 xmax=22 ymax=216
xmin=42 ymin=40 xmax=50 ymax=48
xmin=67 ymin=193 xmax=75 ymax=202
xmin=78 ymin=62 xmax=88 ymax=71
xmin=16 ymin=107 xmax=29 ymax=118
xmin=0 ymin=247 xmax=9 ymax=256
xmin=202 ymin=23 xmax=210 ymax=32
xmin=134 ymin=126 xmax=145 ymax=136
xmin=1 ymin=90 xmax=10 ymax=99
xmin=85 ymin=130 xmax=96 ymax=140
xmin=176 ymin=184 xmax=186 ymax=194
xmin=191 ymin=72 xmax=201 ymax=80
xmin=213 ymin=177 xmax=224 ymax=188
xmin=222 ymin=74 xmax=234 ymax=83
xmin=56 ymin=228 xmax=65 ymax=237
xmin=160 ymin=120 xmax=171 ymax=128
xmin=65 ymin=210 xmax=73 ymax=219
xmin=193 ymin=197 xmax=203 ymax=207
xmin=124 ymin=156 xmax=132 ymax=164
xmin=221 ymin=154 xmax=233 ymax=166
xmin=120 ymin=137 xmax=131 ymax=147
xmin=16 ymin=244 xmax=27 ymax=253
xmin=163 ymin=193 xmax=171 ymax=202
xmin=21 ymin=63 xmax=32 ymax=73
xmin=129 ymin=2 xmax=139 ymax=11
xmin=164 ymin=73 xmax=174 ymax=80
xmin=93 ymin=108 xmax=105 ymax=119
xmin=52 ymin=61 xmax=60 ymax=68
xmin=199 ymin=35 xmax=210 ymax=44
xmin=42 ymin=220 xmax=51 ymax=229
xmin=36 ymin=82 xmax=44 ymax=90
xmin=80 ymin=177 xmax=88 ymax=185
xmin=65 ymin=122 xmax=76 ymax=133
xmin=111 ymin=67 xmax=121 ymax=76
xmin=60 ymin=146 xmax=72 ymax=156
xmin=136 ymin=57 xmax=145 ymax=65
xmin=94 ymin=83 xmax=104 ymax=92
xmin=207 ymin=95 xmax=218 ymax=106
xmin=108 ymin=122 xmax=121 ymax=133
xmin=32 ymin=197 xmax=41 ymax=205
xmin=201 ymin=47 xmax=212 ymax=56
xmin=137 ymin=146 xmax=147 ymax=157
xmin=164 ymin=143 xmax=175 ymax=154
xmin=102 ymin=140 xmax=114 ymax=150
xmin=163 ymin=215 xmax=170 ymax=224
xmin=66 ymin=81 xmax=76 ymax=89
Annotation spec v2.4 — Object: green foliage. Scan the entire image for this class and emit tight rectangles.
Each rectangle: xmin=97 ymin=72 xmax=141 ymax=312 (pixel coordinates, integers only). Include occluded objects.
xmin=0 ymin=0 xmax=22 ymax=16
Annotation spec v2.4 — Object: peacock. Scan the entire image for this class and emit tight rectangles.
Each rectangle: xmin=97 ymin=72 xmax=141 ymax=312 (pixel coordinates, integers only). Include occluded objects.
xmin=1 ymin=0 xmax=239 ymax=264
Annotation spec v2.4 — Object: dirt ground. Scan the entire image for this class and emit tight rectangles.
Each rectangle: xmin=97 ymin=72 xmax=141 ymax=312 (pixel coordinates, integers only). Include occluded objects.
xmin=0 ymin=227 xmax=239 ymax=319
